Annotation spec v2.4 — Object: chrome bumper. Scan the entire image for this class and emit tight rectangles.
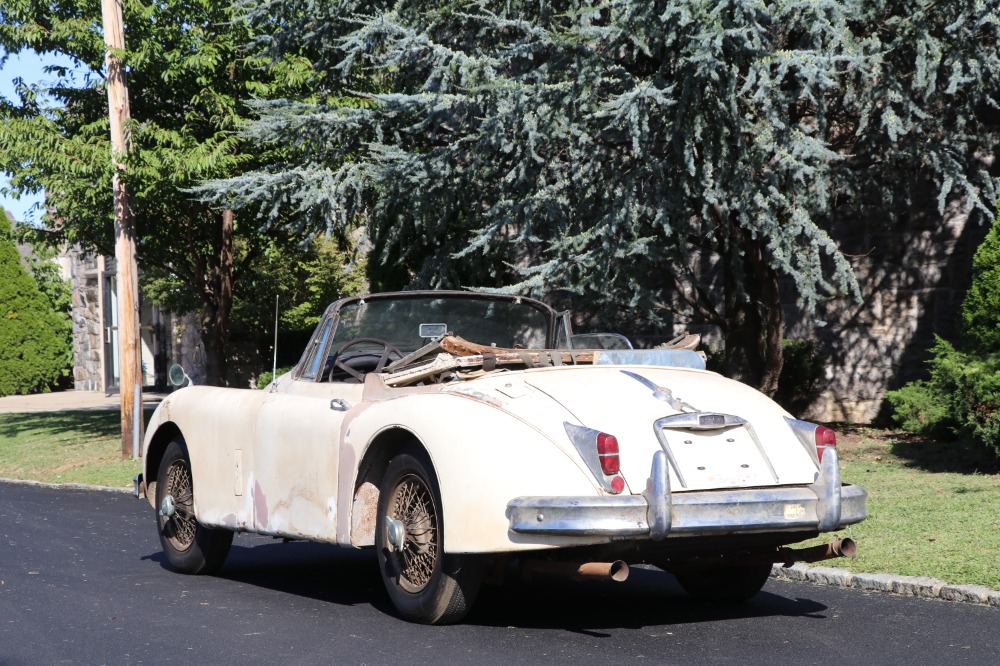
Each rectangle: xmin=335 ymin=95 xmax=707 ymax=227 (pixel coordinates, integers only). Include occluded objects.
xmin=133 ymin=473 xmax=145 ymax=499
xmin=507 ymin=448 xmax=867 ymax=539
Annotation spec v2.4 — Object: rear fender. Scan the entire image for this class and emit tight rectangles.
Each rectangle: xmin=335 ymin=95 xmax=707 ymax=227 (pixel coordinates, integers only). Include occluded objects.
xmin=343 ymin=393 xmax=603 ymax=553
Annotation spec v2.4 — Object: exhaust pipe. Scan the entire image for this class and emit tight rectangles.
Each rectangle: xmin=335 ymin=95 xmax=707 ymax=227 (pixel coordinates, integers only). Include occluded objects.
xmin=519 ymin=559 xmax=630 ymax=583
xmin=776 ymin=537 xmax=857 ymax=566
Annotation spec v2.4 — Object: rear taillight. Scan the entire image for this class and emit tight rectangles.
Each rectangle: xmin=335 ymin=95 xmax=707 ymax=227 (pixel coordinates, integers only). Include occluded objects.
xmin=596 ymin=432 xmax=620 ymax=475
xmin=815 ymin=425 xmax=837 ymax=462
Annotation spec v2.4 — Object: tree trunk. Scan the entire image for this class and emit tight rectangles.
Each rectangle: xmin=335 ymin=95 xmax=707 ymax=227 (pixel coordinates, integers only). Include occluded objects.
xmin=198 ymin=209 xmax=235 ymax=386
xmin=721 ymin=227 xmax=783 ymax=396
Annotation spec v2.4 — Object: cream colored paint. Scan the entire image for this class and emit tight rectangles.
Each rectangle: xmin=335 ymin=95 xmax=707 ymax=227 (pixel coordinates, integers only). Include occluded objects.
xmin=340 ymin=390 xmax=603 ymax=553
xmin=251 ymin=391 xmax=345 ymax=542
xmin=518 ymin=366 xmax=819 ymax=490
xmin=142 ymin=362 xmax=822 ymax=556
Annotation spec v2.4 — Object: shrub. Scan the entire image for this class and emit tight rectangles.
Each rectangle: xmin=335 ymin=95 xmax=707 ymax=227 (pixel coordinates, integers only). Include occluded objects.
xmin=0 ymin=234 xmax=73 ymax=396
xmin=256 ymin=366 xmax=293 ymax=390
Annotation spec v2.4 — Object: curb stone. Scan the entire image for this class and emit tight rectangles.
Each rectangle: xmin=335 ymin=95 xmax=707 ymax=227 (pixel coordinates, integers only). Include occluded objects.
xmin=772 ymin=564 xmax=1000 ymax=608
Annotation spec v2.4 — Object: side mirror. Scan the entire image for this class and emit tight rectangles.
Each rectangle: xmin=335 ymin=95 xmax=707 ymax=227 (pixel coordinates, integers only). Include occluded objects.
xmin=168 ymin=364 xmax=194 ymax=387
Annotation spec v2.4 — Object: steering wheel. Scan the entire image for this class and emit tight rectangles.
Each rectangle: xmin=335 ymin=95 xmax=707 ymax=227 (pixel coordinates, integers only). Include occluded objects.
xmin=328 ymin=338 xmax=403 ymax=383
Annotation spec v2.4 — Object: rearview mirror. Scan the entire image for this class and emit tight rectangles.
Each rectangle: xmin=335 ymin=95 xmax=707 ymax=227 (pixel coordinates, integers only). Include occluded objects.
xmin=419 ymin=323 xmax=448 ymax=340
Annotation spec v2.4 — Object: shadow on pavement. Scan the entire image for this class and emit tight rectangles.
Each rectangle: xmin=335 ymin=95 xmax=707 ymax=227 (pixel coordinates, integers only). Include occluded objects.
xmin=146 ymin=538 xmax=830 ymax=630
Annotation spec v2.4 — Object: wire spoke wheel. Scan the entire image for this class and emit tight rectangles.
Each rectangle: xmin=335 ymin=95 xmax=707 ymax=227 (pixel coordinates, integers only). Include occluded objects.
xmin=386 ymin=472 xmax=439 ymax=593
xmin=375 ymin=451 xmax=483 ymax=624
xmin=160 ymin=457 xmax=196 ymax=552
xmin=154 ymin=440 xmax=233 ymax=575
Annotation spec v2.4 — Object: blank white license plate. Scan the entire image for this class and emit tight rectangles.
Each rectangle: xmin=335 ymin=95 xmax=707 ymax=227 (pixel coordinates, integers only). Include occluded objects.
xmin=660 ymin=426 xmax=775 ymax=490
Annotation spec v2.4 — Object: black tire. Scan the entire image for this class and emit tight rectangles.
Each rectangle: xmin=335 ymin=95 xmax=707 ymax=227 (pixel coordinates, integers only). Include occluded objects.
xmin=675 ymin=563 xmax=773 ymax=603
xmin=376 ymin=451 xmax=483 ymax=624
xmin=155 ymin=440 xmax=233 ymax=575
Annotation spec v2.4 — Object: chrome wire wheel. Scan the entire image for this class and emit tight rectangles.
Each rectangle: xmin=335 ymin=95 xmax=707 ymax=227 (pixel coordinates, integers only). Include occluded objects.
xmin=386 ymin=472 xmax=439 ymax=593
xmin=159 ymin=456 xmax=196 ymax=552
xmin=376 ymin=451 xmax=483 ymax=624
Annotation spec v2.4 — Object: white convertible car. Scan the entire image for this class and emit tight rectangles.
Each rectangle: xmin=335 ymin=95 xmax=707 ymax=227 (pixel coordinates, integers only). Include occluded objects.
xmin=135 ymin=291 xmax=867 ymax=624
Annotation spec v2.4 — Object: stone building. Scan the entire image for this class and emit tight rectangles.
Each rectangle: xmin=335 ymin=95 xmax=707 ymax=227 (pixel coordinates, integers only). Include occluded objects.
xmin=60 ymin=249 xmax=207 ymax=392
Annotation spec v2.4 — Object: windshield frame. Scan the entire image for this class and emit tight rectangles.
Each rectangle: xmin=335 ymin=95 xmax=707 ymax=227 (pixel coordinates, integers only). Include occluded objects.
xmin=293 ymin=291 xmax=563 ymax=382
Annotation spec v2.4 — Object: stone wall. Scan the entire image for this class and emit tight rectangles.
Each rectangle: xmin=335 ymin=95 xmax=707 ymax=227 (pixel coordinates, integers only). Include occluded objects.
xmin=787 ymin=202 xmax=989 ymax=423
xmin=66 ymin=251 xmax=104 ymax=391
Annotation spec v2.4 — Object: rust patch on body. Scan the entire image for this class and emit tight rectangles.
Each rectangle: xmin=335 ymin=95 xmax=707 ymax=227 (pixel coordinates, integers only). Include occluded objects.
xmin=351 ymin=481 xmax=379 ymax=547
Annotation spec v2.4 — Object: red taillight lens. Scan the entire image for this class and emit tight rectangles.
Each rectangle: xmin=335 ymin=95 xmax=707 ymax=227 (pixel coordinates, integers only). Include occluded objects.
xmin=815 ymin=425 xmax=837 ymax=461
xmin=596 ymin=432 xmax=620 ymax=475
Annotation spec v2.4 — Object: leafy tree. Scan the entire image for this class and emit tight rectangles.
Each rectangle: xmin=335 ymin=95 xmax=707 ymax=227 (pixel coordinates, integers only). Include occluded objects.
xmin=0 ymin=219 xmax=71 ymax=395
xmin=1 ymin=0 xmax=321 ymax=385
xmin=209 ymin=0 xmax=999 ymax=393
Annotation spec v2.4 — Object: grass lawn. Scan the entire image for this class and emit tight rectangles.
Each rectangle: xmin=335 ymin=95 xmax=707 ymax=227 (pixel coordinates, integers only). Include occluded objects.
xmin=1 ymin=410 xmax=998 ymax=589
xmin=808 ymin=426 xmax=1000 ymax=590
xmin=0 ymin=410 xmax=147 ymax=488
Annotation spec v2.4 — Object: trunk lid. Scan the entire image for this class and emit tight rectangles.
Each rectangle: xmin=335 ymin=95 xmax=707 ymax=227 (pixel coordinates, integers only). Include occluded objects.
xmin=490 ymin=365 xmax=819 ymax=493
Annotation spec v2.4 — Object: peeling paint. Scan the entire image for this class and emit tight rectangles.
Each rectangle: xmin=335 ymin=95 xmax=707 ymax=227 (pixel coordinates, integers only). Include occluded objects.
xmin=351 ymin=481 xmax=379 ymax=547
xmin=253 ymin=479 xmax=269 ymax=529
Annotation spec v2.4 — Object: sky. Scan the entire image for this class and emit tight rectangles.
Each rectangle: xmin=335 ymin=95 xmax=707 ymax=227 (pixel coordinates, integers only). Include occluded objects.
xmin=1 ymin=48 xmax=79 ymax=225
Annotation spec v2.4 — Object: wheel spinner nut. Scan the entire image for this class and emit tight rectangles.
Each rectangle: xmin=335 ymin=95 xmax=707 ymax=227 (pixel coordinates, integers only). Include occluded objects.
xmin=385 ymin=515 xmax=406 ymax=551
xmin=159 ymin=495 xmax=176 ymax=517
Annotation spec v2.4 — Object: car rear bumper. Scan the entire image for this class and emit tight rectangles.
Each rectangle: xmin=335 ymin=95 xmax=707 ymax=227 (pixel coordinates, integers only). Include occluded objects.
xmin=507 ymin=448 xmax=867 ymax=539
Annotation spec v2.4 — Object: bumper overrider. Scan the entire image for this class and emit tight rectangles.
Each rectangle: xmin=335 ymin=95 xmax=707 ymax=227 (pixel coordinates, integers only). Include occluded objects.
xmin=507 ymin=448 xmax=867 ymax=539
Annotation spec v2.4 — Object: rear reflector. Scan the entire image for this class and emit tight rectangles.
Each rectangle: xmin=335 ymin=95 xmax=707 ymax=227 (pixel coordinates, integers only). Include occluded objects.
xmin=596 ymin=432 xmax=620 ymax=475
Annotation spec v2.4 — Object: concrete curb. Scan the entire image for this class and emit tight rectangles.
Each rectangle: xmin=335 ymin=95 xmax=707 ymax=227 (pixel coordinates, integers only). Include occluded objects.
xmin=771 ymin=563 xmax=1000 ymax=608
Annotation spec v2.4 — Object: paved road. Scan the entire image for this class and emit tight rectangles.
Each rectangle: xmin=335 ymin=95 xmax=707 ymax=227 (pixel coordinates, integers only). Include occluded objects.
xmin=1 ymin=481 xmax=997 ymax=666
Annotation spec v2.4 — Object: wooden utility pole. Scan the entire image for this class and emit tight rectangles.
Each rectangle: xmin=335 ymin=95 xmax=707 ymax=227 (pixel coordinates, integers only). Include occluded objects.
xmin=102 ymin=0 xmax=143 ymax=458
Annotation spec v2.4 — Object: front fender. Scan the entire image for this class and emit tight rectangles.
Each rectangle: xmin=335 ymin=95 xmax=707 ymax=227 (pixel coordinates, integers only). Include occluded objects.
xmin=344 ymin=392 xmax=607 ymax=553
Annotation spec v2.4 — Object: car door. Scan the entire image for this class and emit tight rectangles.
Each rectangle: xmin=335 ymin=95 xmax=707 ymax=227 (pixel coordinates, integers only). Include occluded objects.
xmin=250 ymin=314 xmax=353 ymax=542
xmin=251 ymin=380 xmax=359 ymax=542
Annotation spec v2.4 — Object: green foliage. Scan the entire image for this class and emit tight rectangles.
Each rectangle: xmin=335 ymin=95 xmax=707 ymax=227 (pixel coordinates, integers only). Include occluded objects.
xmin=255 ymin=366 xmax=292 ymax=390
xmin=885 ymin=379 xmax=955 ymax=436
xmin=0 ymin=234 xmax=72 ymax=396
xmin=205 ymin=0 xmax=999 ymax=389
xmin=774 ymin=338 xmax=830 ymax=416
xmin=887 ymin=338 xmax=1000 ymax=459
xmin=961 ymin=214 xmax=1000 ymax=353
xmin=1 ymin=0 xmax=327 ymax=385
xmin=233 ymin=235 xmax=368 ymax=335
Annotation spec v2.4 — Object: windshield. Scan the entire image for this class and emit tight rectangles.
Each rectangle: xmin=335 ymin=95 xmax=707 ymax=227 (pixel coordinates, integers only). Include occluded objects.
xmin=331 ymin=295 xmax=553 ymax=353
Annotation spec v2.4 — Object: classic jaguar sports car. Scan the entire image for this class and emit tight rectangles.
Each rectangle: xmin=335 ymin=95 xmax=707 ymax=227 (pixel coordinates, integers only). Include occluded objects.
xmin=135 ymin=290 xmax=867 ymax=624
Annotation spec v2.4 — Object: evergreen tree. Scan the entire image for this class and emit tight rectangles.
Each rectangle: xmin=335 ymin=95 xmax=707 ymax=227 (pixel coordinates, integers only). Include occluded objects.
xmin=1 ymin=0 xmax=322 ymax=385
xmin=0 ymin=224 xmax=71 ymax=395
xmin=209 ymin=0 xmax=999 ymax=392
xmin=962 ymin=216 xmax=1000 ymax=354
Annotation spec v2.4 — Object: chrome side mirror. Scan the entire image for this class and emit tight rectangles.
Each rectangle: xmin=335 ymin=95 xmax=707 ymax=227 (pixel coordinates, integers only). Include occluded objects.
xmin=168 ymin=364 xmax=194 ymax=387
